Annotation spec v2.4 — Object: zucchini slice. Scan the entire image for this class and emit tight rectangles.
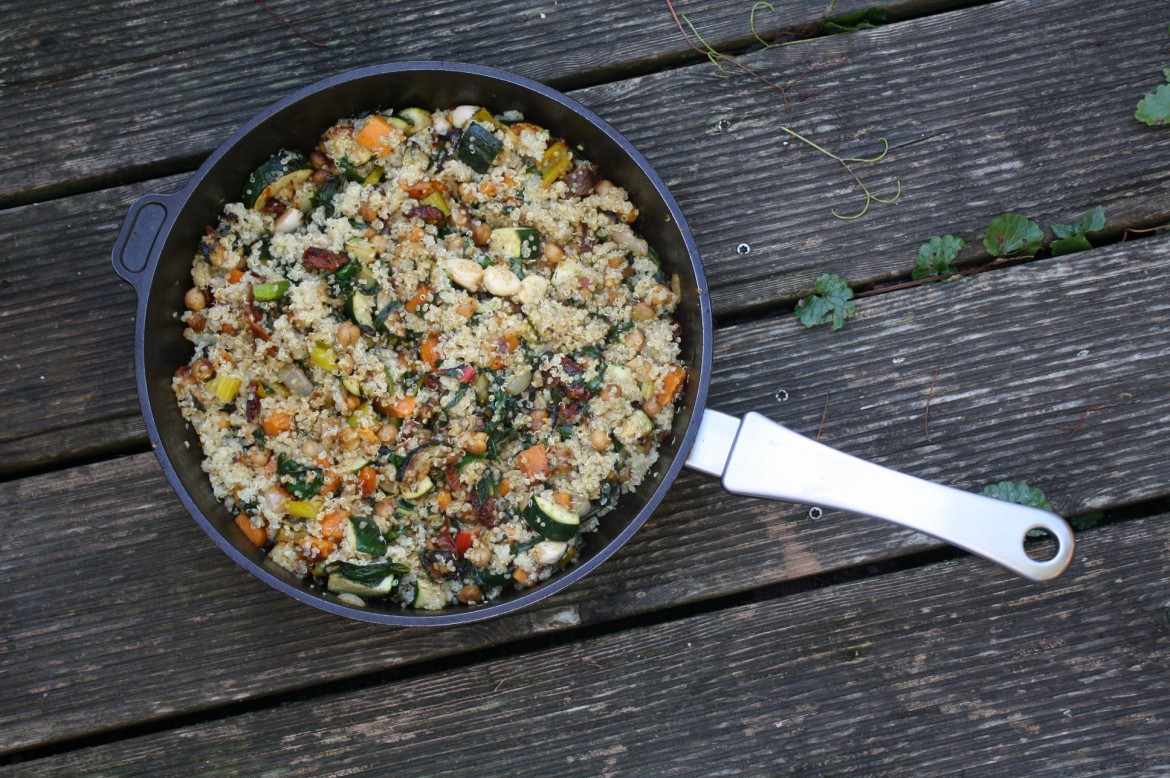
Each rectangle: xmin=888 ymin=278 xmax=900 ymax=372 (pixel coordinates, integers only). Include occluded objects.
xmin=412 ymin=576 xmax=448 ymax=610
xmin=395 ymin=107 xmax=432 ymax=135
xmin=400 ymin=475 xmax=434 ymax=501
xmin=328 ymin=561 xmax=403 ymax=596
xmin=243 ymin=150 xmax=313 ymax=211
xmin=348 ymin=288 xmax=377 ymax=331
xmin=457 ymin=123 xmax=503 ymax=174
xmin=346 ymin=516 xmax=387 ymax=556
xmin=523 ymin=496 xmax=581 ymax=541
xmin=489 ymin=227 xmax=541 ymax=261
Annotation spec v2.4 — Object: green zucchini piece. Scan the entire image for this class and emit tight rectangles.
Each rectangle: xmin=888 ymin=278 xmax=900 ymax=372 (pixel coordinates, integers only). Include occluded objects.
xmin=412 ymin=576 xmax=448 ymax=610
xmin=523 ymin=496 xmax=581 ymax=541
xmin=395 ymin=107 xmax=432 ymax=135
xmin=243 ymin=150 xmax=312 ymax=211
xmin=328 ymin=561 xmax=405 ymax=596
xmin=253 ymin=280 xmax=290 ymax=301
xmin=400 ymin=475 xmax=434 ymax=501
xmin=348 ymin=288 xmax=377 ymax=330
xmin=346 ymin=516 xmax=387 ymax=556
xmin=489 ymin=227 xmax=541 ymax=261
xmin=457 ymin=123 xmax=503 ymax=174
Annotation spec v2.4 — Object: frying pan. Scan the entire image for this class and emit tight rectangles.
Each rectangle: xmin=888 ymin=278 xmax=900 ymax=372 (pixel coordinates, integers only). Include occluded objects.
xmin=112 ymin=62 xmax=1074 ymax=626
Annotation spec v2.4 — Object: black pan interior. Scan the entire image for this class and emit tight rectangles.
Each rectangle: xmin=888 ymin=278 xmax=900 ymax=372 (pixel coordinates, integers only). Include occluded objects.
xmin=132 ymin=62 xmax=712 ymax=625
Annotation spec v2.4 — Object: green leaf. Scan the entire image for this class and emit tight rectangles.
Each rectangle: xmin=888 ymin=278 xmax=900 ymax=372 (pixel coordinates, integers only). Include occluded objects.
xmin=911 ymin=234 xmax=965 ymax=280
xmin=983 ymin=213 xmax=1044 ymax=258
xmin=1050 ymin=234 xmax=1092 ymax=256
xmin=981 ymin=481 xmax=1053 ymax=511
xmin=1080 ymin=205 xmax=1106 ymax=234
xmin=824 ymin=7 xmax=888 ymax=33
xmin=1136 ymin=83 xmax=1170 ymax=126
xmin=1068 ymin=511 xmax=1103 ymax=531
xmin=1050 ymin=223 xmax=1078 ymax=240
xmin=795 ymin=274 xmax=856 ymax=331
xmin=1164 ymin=67 xmax=1170 ymax=83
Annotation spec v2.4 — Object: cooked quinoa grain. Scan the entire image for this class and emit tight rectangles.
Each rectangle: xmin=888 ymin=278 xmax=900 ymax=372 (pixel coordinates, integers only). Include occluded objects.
xmin=174 ymin=106 xmax=687 ymax=609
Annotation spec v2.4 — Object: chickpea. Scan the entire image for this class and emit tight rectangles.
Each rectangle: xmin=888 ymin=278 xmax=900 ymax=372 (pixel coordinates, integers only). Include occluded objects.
xmin=458 ymin=182 xmax=479 ymax=204
xmin=337 ymin=354 xmax=355 ymax=375
xmin=456 ymin=297 xmax=476 ymax=318
xmin=649 ymin=284 xmax=673 ymax=308
xmin=378 ymin=423 xmax=399 ymax=444
xmin=358 ymin=199 xmax=379 ymax=224
xmin=184 ymin=287 xmax=207 ymax=312
xmin=336 ymin=322 xmax=361 ymax=347
xmin=542 ymin=242 xmax=564 ymax=264
xmin=301 ymin=439 xmax=322 ymax=458
xmin=600 ymin=384 xmax=621 ymax=401
xmin=464 ymin=431 xmax=488 ymax=455
xmin=450 ymin=204 xmax=471 ymax=228
xmin=339 ymin=427 xmax=360 ymax=451
xmin=311 ymin=169 xmax=330 ymax=186
xmin=623 ymin=328 xmax=645 ymax=354
xmin=186 ymin=312 xmax=206 ymax=333
xmin=374 ymin=499 xmax=395 ymax=519
xmin=644 ymin=398 xmax=662 ymax=417
xmin=471 ymin=222 xmax=492 ymax=246
xmin=590 ymin=428 xmax=611 ymax=452
xmin=631 ymin=303 xmax=655 ymax=322
xmin=463 ymin=543 xmax=492 ymax=569
xmin=309 ymin=150 xmax=329 ymax=169
xmin=191 ymin=358 xmax=215 ymax=382
xmin=595 ymin=179 xmax=616 ymax=196
xmin=458 ymin=583 xmax=485 ymax=604
xmin=343 ymin=393 xmax=362 ymax=413
xmin=529 ymin=409 xmax=549 ymax=431
xmin=248 ymin=448 xmax=271 ymax=467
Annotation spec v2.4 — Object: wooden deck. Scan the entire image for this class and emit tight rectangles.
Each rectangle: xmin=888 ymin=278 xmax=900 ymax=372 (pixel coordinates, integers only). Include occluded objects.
xmin=3 ymin=0 xmax=1170 ymax=773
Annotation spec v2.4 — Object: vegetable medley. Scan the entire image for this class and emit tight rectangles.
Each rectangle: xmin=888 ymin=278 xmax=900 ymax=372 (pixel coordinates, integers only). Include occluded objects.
xmin=174 ymin=104 xmax=687 ymax=609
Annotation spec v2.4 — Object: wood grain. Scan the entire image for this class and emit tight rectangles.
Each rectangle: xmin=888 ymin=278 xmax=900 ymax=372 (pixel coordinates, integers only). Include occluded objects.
xmin=4 ymin=239 xmax=1170 ymax=753
xmin=4 ymin=0 xmax=1170 ymax=475
xmin=14 ymin=512 xmax=1170 ymax=776
xmin=0 ymin=0 xmax=952 ymax=206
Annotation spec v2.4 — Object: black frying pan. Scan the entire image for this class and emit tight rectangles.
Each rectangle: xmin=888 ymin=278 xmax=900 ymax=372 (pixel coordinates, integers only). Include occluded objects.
xmin=112 ymin=62 xmax=1071 ymax=627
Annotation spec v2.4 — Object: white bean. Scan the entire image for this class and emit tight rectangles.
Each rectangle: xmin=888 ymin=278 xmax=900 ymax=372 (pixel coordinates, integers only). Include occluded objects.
xmin=482 ymin=265 xmax=522 ymax=297
xmin=274 ymin=208 xmax=303 ymax=234
xmin=450 ymin=105 xmax=478 ymax=128
xmin=446 ymin=258 xmax=483 ymax=292
xmin=515 ymin=274 xmax=549 ymax=305
xmin=532 ymin=540 xmax=568 ymax=565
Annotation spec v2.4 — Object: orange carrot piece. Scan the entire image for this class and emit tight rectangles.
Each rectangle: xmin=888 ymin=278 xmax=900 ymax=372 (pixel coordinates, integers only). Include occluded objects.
xmin=261 ymin=411 xmax=292 ymax=436
xmin=227 ymin=268 xmax=245 ymax=284
xmin=405 ymin=224 xmax=427 ymax=243
xmin=513 ymin=567 xmax=530 ymax=585
xmin=357 ymin=466 xmax=378 ymax=497
xmin=297 ymin=536 xmax=336 ymax=561
xmin=655 ymin=366 xmax=688 ymax=406
xmin=552 ymin=492 xmax=573 ymax=508
xmin=405 ymin=284 xmax=432 ymax=312
xmin=436 ymin=489 xmax=453 ymax=511
xmin=420 ymin=333 xmax=441 ymax=369
xmin=516 ymin=444 xmax=550 ymax=481
xmin=400 ymin=179 xmax=435 ymax=199
xmin=354 ymin=115 xmax=402 ymax=157
xmin=319 ymin=509 xmax=349 ymax=541
xmin=498 ymin=477 xmax=511 ymax=497
xmin=235 ymin=513 xmax=267 ymax=547
xmin=387 ymin=395 xmax=416 ymax=419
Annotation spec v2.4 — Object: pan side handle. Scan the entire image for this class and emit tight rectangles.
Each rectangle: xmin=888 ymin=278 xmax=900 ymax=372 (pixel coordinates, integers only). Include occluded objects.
xmin=718 ymin=412 xmax=1074 ymax=581
xmin=111 ymin=193 xmax=175 ymax=294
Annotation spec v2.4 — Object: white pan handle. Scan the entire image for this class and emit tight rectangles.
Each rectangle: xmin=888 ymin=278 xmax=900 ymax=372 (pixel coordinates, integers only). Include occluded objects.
xmin=691 ymin=411 xmax=1074 ymax=581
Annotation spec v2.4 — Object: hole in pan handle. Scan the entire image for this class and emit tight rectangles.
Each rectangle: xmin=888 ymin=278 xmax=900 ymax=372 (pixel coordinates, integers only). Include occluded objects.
xmin=685 ymin=410 xmax=1075 ymax=581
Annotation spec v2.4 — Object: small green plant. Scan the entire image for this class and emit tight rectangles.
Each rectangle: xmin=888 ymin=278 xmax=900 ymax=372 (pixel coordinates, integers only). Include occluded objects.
xmin=1135 ymin=68 xmax=1170 ymax=126
xmin=795 ymin=274 xmax=856 ymax=330
xmin=983 ymin=213 xmax=1045 ymax=258
xmin=911 ymin=234 xmax=965 ymax=279
xmin=981 ymin=481 xmax=1053 ymax=511
xmin=1050 ymin=206 xmax=1106 ymax=256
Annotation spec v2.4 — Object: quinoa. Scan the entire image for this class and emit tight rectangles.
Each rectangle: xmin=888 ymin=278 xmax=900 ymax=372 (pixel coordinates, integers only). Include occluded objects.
xmin=173 ymin=105 xmax=687 ymax=610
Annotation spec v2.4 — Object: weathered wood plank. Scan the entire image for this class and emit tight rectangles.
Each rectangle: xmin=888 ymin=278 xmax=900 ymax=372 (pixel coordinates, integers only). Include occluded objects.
xmin=0 ymin=0 xmax=951 ymax=206
xmin=4 ymin=239 xmax=1170 ymax=752
xmin=15 ymin=513 xmax=1170 ymax=776
xmin=4 ymin=0 xmax=1170 ymax=474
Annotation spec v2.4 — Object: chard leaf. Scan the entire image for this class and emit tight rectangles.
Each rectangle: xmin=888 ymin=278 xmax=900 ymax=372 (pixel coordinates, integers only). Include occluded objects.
xmin=983 ymin=213 xmax=1044 ymax=258
xmin=795 ymin=274 xmax=856 ymax=331
xmin=911 ymin=234 xmax=965 ymax=279
xmin=1136 ymin=83 xmax=1170 ymax=126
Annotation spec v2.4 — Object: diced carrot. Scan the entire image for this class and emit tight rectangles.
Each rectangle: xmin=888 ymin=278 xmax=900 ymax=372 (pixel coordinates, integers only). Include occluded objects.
xmin=405 ymin=284 xmax=432 ymax=312
xmin=227 ymin=268 xmax=245 ymax=284
xmin=507 ymin=122 xmax=543 ymax=136
xmin=235 ymin=513 xmax=267 ymax=547
xmin=357 ymin=466 xmax=378 ymax=497
xmin=400 ymin=179 xmax=435 ymax=199
xmin=420 ymin=332 xmax=441 ymax=369
xmin=479 ymin=180 xmax=497 ymax=197
xmin=498 ymin=333 xmax=520 ymax=354
xmin=501 ymin=174 xmax=516 ymax=190
xmin=387 ymin=395 xmax=416 ymax=419
xmin=405 ymin=224 xmax=427 ymax=243
xmin=354 ymin=115 xmax=403 ymax=157
xmin=319 ymin=509 xmax=349 ymax=541
xmin=498 ymin=477 xmax=511 ymax=497
xmin=516 ymin=444 xmax=549 ymax=481
xmin=432 ymin=180 xmax=448 ymax=192
xmin=261 ymin=411 xmax=292 ymax=436
xmin=513 ymin=567 xmax=530 ymax=585
xmin=322 ymin=472 xmax=342 ymax=495
xmin=436 ymin=489 xmax=453 ymax=511
xmin=357 ymin=427 xmax=379 ymax=445
xmin=297 ymin=536 xmax=337 ymax=561
xmin=552 ymin=492 xmax=573 ymax=508
xmin=655 ymin=366 xmax=688 ymax=406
